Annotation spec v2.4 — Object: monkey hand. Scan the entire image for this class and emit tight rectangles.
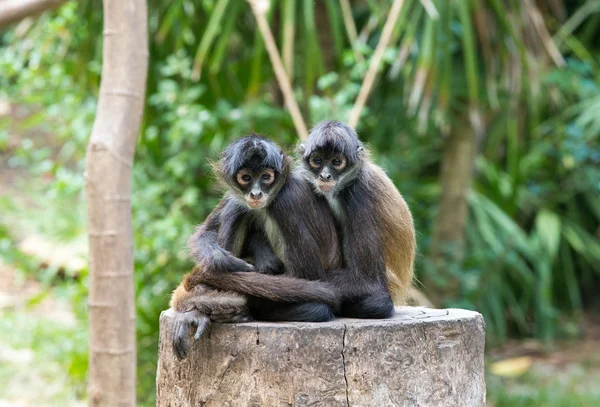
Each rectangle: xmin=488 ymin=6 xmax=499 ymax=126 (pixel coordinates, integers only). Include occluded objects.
xmin=254 ymin=258 xmax=284 ymax=275
xmin=215 ymin=252 xmax=256 ymax=273
xmin=305 ymin=281 xmax=342 ymax=311
xmin=172 ymin=309 xmax=210 ymax=360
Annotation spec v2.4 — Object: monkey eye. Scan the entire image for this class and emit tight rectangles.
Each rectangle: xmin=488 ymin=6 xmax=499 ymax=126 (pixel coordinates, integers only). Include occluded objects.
xmin=332 ymin=158 xmax=342 ymax=166
xmin=261 ymin=173 xmax=271 ymax=181
xmin=312 ymin=157 xmax=322 ymax=165
xmin=241 ymin=174 xmax=252 ymax=182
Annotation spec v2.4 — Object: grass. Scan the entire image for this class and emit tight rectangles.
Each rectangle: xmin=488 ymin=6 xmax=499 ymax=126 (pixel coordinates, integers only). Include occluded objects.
xmin=0 ymin=298 xmax=87 ymax=406
xmin=487 ymin=344 xmax=600 ymax=406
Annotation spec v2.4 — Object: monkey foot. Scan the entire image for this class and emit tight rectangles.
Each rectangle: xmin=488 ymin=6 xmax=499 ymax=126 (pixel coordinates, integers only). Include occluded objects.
xmin=172 ymin=310 xmax=211 ymax=360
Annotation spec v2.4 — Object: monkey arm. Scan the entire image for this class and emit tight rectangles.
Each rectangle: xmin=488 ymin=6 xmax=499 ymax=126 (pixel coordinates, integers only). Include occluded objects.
xmin=339 ymin=179 xmax=389 ymax=292
xmin=244 ymin=228 xmax=284 ymax=275
xmin=268 ymin=175 xmax=330 ymax=281
xmin=187 ymin=198 xmax=255 ymax=276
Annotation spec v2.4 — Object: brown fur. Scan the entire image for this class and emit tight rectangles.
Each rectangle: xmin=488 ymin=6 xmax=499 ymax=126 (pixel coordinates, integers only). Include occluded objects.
xmin=368 ymin=162 xmax=416 ymax=304
xmin=171 ymin=136 xmax=342 ymax=324
xmin=182 ymin=266 xmax=340 ymax=307
xmin=170 ymin=272 xmax=248 ymax=316
xmin=300 ymin=121 xmax=416 ymax=307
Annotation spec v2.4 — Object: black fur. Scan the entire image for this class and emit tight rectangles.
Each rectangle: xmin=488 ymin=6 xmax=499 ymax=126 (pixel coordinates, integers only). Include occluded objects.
xmin=173 ymin=136 xmax=343 ymax=358
xmin=300 ymin=121 xmax=399 ymax=319
xmin=301 ymin=121 xmax=363 ymax=166
xmin=243 ymin=227 xmax=284 ymax=275
xmin=221 ymin=135 xmax=284 ymax=177
xmin=174 ymin=129 xmax=405 ymax=359
xmin=247 ymin=298 xmax=335 ymax=322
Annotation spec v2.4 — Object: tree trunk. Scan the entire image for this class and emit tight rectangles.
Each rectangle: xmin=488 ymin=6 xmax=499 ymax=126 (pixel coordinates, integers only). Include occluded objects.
xmin=427 ymin=124 xmax=477 ymax=305
xmin=85 ymin=0 xmax=147 ymax=405
xmin=0 ymin=0 xmax=67 ymax=28
xmin=157 ymin=307 xmax=486 ymax=406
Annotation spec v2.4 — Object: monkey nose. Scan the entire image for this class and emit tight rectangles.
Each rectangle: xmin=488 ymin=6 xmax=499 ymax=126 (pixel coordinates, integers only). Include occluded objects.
xmin=250 ymin=191 xmax=263 ymax=199
xmin=319 ymin=173 xmax=332 ymax=181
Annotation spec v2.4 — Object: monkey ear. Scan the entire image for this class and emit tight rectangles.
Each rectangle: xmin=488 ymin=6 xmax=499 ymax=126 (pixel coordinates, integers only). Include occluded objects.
xmin=357 ymin=146 xmax=364 ymax=153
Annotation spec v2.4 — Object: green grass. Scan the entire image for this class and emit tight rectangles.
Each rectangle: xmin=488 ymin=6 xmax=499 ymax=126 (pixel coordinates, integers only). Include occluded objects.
xmin=487 ymin=364 xmax=600 ymax=407
xmin=0 ymin=306 xmax=87 ymax=406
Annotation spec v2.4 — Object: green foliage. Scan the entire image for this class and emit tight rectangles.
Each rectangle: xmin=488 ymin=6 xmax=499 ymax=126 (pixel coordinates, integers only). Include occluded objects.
xmin=1 ymin=0 xmax=600 ymax=405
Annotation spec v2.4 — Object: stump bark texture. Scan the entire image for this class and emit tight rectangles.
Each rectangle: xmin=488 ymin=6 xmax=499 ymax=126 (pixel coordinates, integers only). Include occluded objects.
xmin=157 ymin=307 xmax=485 ymax=407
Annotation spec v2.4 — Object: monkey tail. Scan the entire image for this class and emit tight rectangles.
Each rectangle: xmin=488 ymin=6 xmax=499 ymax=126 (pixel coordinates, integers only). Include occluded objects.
xmin=387 ymin=269 xmax=411 ymax=305
xmin=196 ymin=271 xmax=340 ymax=308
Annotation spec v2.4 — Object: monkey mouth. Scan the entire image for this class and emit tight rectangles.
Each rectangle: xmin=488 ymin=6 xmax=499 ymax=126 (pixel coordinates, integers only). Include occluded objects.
xmin=316 ymin=182 xmax=335 ymax=192
xmin=246 ymin=199 xmax=267 ymax=209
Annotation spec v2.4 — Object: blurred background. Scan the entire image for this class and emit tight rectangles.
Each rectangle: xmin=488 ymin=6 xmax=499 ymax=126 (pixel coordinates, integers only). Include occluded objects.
xmin=0 ymin=0 xmax=599 ymax=405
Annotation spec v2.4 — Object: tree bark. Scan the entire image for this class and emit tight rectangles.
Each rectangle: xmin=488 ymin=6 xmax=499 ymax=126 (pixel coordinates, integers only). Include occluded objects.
xmin=85 ymin=0 xmax=147 ymax=405
xmin=0 ymin=0 xmax=67 ymax=28
xmin=427 ymin=125 xmax=476 ymax=305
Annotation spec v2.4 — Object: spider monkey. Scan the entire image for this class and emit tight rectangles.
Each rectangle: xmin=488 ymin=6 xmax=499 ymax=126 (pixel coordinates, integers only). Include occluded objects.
xmin=299 ymin=120 xmax=416 ymax=315
xmin=170 ymin=135 xmax=344 ymax=359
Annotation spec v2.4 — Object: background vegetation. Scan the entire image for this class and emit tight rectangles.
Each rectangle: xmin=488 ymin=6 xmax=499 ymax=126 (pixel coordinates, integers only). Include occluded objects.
xmin=0 ymin=0 xmax=599 ymax=405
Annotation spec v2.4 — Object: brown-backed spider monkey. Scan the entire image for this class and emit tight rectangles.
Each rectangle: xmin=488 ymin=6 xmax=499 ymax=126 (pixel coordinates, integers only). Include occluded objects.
xmin=170 ymin=135 xmax=344 ymax=359
xmin=299 ymin=120 xmax=416 ymax=316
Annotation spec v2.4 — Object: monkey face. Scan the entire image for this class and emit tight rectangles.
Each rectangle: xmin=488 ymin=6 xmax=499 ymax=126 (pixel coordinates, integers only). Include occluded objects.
xmin=235 ymin=167 xmax=277 ymax=209
xmin=305 ymin=149 xmax=348 ymax=193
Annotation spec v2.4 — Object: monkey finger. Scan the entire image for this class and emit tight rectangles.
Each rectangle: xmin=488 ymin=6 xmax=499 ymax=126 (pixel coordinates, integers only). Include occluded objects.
xmin=172 ymin=316 xmax=189 ymax=360
xmin=194 ymin=315 xmax=211 ymax=340
xmin=172 ymin=329 xmax=190 ymax=361
xmin=227 ymin=256 xmax=256 ymax=272
xmin=174 ymin=337 xmax=188 ymax=360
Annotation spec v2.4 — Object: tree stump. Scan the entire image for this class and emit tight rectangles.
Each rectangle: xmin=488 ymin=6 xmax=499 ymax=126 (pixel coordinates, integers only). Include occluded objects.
xmin=156 ymin=307 xmax=485 ymax=407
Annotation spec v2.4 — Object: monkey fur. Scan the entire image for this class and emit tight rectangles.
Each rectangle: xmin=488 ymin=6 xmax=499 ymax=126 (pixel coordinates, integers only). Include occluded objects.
xmin=299 ymin=120 xmax=416 ymax=309
xmin=170 ymin=135 xmax=343 ymax=359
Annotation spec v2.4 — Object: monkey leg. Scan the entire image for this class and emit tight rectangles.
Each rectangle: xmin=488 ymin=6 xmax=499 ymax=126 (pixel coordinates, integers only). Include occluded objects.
xmin=247 ymin=298 xmax=335 ymax=322
xmin=171 ymin=280 xmax=249 ymax=316
xmin=340 ymin=291 xmax=394 ymax=319
xmin=170 ymin=282 xmax=251 ymax=360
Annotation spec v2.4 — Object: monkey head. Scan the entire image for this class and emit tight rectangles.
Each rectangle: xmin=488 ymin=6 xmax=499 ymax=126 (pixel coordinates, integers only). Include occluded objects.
xmin=217 ymin=135 xmax=289 ymax=209
xmin=299 ymin=121 xmax=365 ymax=195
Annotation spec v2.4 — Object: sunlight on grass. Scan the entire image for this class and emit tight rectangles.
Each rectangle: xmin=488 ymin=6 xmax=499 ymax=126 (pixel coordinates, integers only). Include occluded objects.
xmin=487 ymin=363 xmax=600 ymax=407
xmin=0 ymin=308 xmax=87 ymax=406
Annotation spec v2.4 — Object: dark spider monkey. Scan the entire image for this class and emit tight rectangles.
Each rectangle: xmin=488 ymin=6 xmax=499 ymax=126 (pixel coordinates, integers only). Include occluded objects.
xmin=170 ymin=135 xmax=344 ymax=359
xmin=298 ymin=120 xmax=416 ymax=317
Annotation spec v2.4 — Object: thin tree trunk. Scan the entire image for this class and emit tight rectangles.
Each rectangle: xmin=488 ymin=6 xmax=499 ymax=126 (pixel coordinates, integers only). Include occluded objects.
xmin=348 ymin=0 xmax=405 ymax=128
xmin=0 ymin=0 xmax=67 ymax=28
xmin=427 ymin=124 xmax=476 ymax=305
xmin=248 ymin=0 xmax=308 ymax=140
xmin=85 ymin=0 xmax=147 ymax=405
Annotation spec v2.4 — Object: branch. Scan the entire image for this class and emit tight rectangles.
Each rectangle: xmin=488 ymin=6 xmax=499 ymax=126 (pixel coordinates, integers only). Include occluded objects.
xmin=0 ymin=0 xmax=67 ymax=28
xmin=525 ymin=0 xmax=565 ymax=67
xmin=248 ymin=0 xmax=309 ymax=141
xmin=338 ymin=0 xmax=363 ymax=64
xmin=348 ymin=0 xmax=406 ymax=128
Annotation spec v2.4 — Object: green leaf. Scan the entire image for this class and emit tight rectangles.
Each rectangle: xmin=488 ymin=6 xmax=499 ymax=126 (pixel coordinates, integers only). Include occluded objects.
xmin=534 ymin=209 xmax=562 ymax=261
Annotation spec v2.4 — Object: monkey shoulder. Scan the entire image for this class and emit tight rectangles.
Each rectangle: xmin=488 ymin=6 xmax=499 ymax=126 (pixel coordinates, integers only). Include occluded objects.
xmin=216 ymin=195 xmax=252 ymax=251
xmin=270 ymin=172 xmax=318 ymax=214
xmin=219 ymin=195 xmax=250 ymax=219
